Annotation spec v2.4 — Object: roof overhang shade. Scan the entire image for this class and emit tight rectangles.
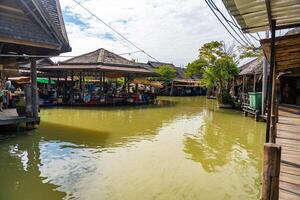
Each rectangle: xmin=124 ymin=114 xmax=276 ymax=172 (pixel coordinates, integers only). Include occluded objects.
xmin=39 ymin=64 xmax=156 ymax=77
xmin=222 ymin=0 xmax=300 ymax=32
xmin=261 ymin=33 xmax=300 ymax=71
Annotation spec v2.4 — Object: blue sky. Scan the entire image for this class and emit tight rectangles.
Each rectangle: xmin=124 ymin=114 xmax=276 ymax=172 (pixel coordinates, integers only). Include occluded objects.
xmin=58 ymin=0 xmax=260 ymax=66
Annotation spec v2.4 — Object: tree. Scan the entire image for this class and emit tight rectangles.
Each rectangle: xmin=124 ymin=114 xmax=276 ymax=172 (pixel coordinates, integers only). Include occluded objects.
xmin=185 ymin=58 xmax=207 ymax=78
xmin=187 ymin=41 xmax=239 ymax=105
xmin=202 ymin=56 xmax=239 ymax=91
xmin=154 ymin=65 xmax=177 ymax=80
xmin=238 ymin=45 xmax=262 ymax=59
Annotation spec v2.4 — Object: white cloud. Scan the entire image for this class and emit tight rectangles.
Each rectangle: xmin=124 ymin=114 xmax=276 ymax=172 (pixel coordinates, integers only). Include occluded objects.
xmin=57 ymin=0 xmax=236 ymax=66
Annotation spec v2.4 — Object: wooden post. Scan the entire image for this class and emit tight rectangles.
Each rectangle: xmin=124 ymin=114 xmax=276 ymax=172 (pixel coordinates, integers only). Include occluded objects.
xmin=253 ymin=74 xmax=256 ymax=92
xmin=262 ymin=31 xmax=270 ymax=115
xmin=242 ymin=75 xmax=245 ymax=94
xmin=71 ymin=71 xmax=74 ymax=105
xmin=30 ymin=58 xmax=38 ymax=122
xmin=64 ymin=73 xmax=67 ymax=103
xmin=79 ymin=72 xmax=82 ymax=91
xmin=170 ymin=81 xmax=174 ymax=96
xmin=266 ymin=20 xmax=276 ymax=143
xmin=262 ymin=143 xmax=281 ymax=200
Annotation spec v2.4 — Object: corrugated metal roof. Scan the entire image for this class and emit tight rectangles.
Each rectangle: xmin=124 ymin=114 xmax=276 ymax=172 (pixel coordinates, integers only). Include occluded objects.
xmin=222 ymin=0 xmax=300 ymax=32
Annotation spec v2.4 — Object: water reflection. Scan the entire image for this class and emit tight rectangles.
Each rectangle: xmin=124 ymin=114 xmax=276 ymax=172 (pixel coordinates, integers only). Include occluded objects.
xmin=0 ymin=97 xmax=265 ymax=200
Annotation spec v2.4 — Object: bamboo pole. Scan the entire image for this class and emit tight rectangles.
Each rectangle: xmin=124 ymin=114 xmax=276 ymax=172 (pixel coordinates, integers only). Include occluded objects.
xmin=262 ymin=143 xmax=281 ymax=200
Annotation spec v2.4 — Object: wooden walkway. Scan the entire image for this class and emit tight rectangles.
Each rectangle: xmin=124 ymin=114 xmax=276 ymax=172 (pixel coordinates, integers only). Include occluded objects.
xmin=0 ymin=109 xmax=36 ymax=126
xmin=277 ymin=105 xmax=300 ymax=200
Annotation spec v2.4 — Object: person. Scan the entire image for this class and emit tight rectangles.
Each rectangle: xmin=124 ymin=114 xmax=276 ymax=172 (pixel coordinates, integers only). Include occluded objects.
xmin=283 ymin=83 xmax=292 ymax=104
xmin=0 ymin=84 xmax=3 ymax=111
xmin=4 ymin=78 xmax=12 ymax=90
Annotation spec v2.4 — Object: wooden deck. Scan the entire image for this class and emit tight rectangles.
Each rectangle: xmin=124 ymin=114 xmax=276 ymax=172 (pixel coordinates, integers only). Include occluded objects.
xmin=0 ymin=109 xmax=37 ymax=126
xmin=277 ymin=105 xmax=300 ymax=200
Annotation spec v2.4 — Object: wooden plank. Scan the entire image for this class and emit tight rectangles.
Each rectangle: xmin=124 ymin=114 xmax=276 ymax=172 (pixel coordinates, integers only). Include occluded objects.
xmin=276 ymin=105 xmax=300 ymax=200
xmin=279 ymin=181 xmax=300 ymax=196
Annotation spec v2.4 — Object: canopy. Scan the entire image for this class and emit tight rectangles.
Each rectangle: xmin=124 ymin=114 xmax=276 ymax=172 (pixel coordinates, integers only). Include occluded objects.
xmin=37 ymin=78 xmax=56 ymax=85
xmin=222 ymin=0 xmax=300 ymax=32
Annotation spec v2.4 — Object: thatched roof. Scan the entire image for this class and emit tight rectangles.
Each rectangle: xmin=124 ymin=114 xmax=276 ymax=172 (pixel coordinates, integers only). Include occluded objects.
xmin=0 ymin=0 xmax=71 ymax=54
xmin=239 ymin=58 xmax=263 ymax=75
xmin=62 ymin=48 xmax=134 ymax=65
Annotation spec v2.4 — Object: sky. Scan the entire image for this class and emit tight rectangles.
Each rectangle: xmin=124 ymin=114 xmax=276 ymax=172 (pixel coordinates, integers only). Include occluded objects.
xmin=57 ymin=0 xmax=251 ymax=67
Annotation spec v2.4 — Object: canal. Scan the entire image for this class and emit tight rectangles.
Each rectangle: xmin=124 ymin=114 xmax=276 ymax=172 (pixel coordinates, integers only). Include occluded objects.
xmin=0 ymin=97 xmax=265 ymax=200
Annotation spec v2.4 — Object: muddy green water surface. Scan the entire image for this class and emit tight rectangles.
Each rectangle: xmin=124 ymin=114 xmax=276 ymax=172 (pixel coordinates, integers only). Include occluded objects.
xmin=0 ymin=97 xmax=265 ymax=200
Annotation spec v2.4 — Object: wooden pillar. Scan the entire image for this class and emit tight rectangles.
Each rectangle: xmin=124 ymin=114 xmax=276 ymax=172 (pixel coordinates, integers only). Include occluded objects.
xmin=71 ymin=71 xmax=74 ymax=104
xmin=30 ymin=58 xmax=38 ymax=121
xmin=64 ymin=73 xmax=67 ymax=102
xmin=266 ymin=20 xmax=276 ymax=143
xmin=102 ymin=72 xmax=105 ymax=92
xmin=253 ymin=74 xmax=256 ymax=92
xmin=262 ymin=31 xmax=270 ymax=115
xmin=170 ymin=81 xmax=174 ymax=96
xmin=242 ymin=75 xmax=245 ymax=93
xmin=126 ymin=74 xmax=130 ymax=93
xmin=79 ymin=72 xmax=82 ymax=91
xmin=262 ymin=143 xmax=281 ymax=200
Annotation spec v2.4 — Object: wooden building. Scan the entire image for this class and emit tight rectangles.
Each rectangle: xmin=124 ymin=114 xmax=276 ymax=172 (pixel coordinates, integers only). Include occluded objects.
xmin=37 ymin=48 xmax=157 ymax=106
xmin=238 ymin=58 xmax=263 ymax=94
xmin=0 ymin=0 xmax=71 ymax=128
xmin=222 ymin=0 xmax=300 ymax=199
xmin=147 ymin=61 xmax=205 ymax=96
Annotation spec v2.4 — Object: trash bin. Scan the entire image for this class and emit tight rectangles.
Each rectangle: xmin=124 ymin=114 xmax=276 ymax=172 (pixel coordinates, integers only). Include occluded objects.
xmin=248 ymin=92 xmax=262 ymax=111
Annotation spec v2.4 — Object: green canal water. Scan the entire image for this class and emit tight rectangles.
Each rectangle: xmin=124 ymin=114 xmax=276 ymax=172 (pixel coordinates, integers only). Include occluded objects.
xmin=0 ymin=97 xmax=265 ymax=200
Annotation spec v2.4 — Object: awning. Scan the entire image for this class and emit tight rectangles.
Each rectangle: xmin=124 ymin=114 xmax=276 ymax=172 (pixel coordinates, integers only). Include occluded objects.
xmin=222 ymin=0 xmax=300 ymax=32
xmin=37 ymin=78 xmax=56 ymax=84
xmin=39 ymin=64 xmax=155 ymax=76
xmin=8 ymin=76 xmax=30 ymax=84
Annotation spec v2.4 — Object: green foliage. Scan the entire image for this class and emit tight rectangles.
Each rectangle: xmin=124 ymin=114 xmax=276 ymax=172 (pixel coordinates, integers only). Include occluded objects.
xmin=199 ymin=41 xmax=227 ymax=63
xmin=187 ymin=41 xmax=239 ymax=104
xmin=238 ymin=45 xmax=263 ymax=59
xmin=154 ymin=65 xmax=177 ymax=80
xmin=202 ymin=56 xmax=239 ymax=90
xmin=217 ymin=90 xmax=234 ymax=105
xmin=185 ymin=58 xmax=208 ymax=78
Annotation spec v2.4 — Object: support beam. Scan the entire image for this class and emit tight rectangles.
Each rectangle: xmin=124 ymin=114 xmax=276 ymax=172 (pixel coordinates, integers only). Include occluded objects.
xmin=266 ymin=20 xmax=276 ymax=143
xmin=30 ymin=58 xmax=38 ymax=122
xmin=262 ymin=31 xmax=269 ymax=115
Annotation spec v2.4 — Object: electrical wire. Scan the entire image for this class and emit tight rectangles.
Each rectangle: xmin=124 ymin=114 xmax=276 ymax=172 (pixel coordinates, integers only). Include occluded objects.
xmin=208 ymin=0 xmax=261 ymax=47
xmin=71 ymin=0 xmax=160 ymax=62
xmin=207 ymin=0 xmax=255 ymax=47
xmin=118 ymin=50 xmax=143 ymax=56
xmin=205 ymin=0 xmax=248 ymax=48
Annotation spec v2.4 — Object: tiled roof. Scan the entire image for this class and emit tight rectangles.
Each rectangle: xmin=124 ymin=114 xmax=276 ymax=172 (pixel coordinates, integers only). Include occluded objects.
xmin=62 ymin=48 xmax=135 ymax=65
xmin=0 ymin=0 xmax=70 ymax=53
